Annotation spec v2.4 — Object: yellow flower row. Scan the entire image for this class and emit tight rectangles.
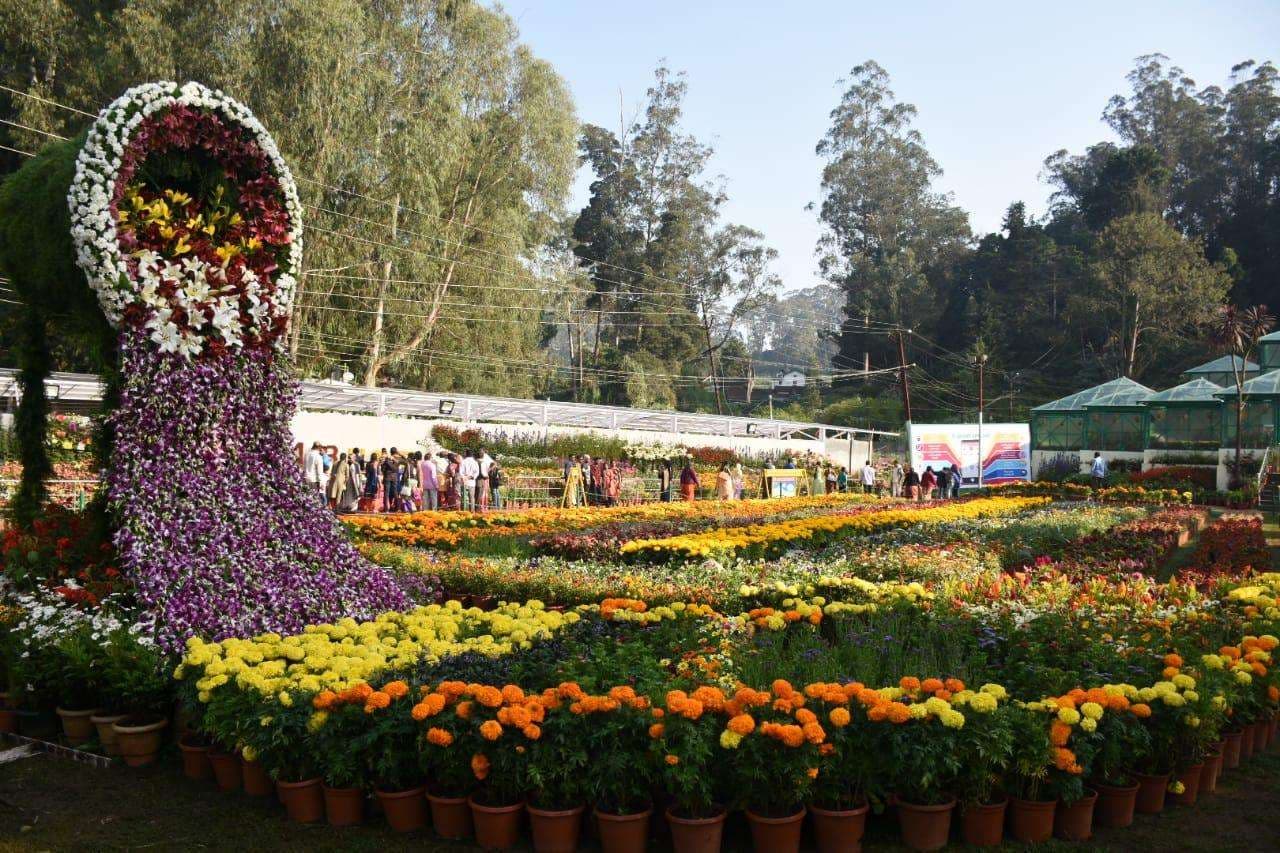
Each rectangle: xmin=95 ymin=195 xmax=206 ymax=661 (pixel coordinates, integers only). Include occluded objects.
xmin=177 ymin=601 xmax=579 ymax=702
xmin=619 ymin=496 xmax=1052 ymax=561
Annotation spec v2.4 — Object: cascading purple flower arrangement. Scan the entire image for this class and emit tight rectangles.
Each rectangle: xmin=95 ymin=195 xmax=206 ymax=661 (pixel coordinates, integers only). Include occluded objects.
xmin=67 ymin=82 xmax=408 ymax=649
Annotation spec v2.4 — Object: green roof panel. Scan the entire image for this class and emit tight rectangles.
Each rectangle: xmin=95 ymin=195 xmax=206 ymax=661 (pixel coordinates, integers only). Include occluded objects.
xmin=1144 ymin=378 xmax=1224 ymax=404
xmin=1216 ymin=371 xmax=1280 ymax=398
xmin=1182 ymin=354 xmax=1258 ymax=375
xmin=1032 ymin=376 xmax=1155 ymax=412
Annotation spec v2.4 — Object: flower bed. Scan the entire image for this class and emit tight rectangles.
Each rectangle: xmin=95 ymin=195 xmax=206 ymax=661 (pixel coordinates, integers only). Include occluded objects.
xmin=1182 ymin=515 xmax=1271 ymax=579
xmin=618 ymin=496 xmax=1051 ymax=562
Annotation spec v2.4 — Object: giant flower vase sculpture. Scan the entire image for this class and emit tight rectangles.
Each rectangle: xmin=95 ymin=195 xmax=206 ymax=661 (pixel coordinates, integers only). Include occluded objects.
xmin=3 ymin=81 xmax=407 ymax=649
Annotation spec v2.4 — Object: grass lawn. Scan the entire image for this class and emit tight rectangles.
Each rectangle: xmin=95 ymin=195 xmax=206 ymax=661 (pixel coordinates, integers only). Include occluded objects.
xmin=3 ymin=748 xmax=1280 ymax=852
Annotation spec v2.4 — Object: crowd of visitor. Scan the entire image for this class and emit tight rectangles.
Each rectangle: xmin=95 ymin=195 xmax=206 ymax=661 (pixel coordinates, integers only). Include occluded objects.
xmin=303 ymin=442 xmax=506 ymax=513
xmin=302 ymin=440 xmax=970 ymax=514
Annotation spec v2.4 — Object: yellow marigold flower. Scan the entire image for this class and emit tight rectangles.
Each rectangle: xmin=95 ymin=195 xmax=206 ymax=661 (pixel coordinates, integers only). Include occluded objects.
xmin=307 ymin=711 xmax=329 ymax=732
xmin=1080 ymin=702 xmax=1103 ymax=720
xmin=1057 ymin=707 xmax=1081 ymax=725
xmin=1080 ymin=717 xmax=1097 ymax=733
xmin=720 ymin=729 xmax=743 ymax=749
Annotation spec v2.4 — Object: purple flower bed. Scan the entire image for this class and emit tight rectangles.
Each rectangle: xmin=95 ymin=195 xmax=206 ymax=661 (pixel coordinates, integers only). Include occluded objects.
xmin=108 ymin=328 xmax=408 ymax=650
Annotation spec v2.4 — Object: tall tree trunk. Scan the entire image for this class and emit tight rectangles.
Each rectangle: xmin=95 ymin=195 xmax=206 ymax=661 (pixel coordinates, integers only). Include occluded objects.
xmin=363 ymin=193 xmax=399 ymax=387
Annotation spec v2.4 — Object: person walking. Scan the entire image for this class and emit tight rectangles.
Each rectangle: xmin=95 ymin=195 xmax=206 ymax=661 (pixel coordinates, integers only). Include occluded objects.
xmin=891 ymin=460 xmax=904 ymax=498
xmin=363 ymin=451 xmax=380 ymax=502
xmin=444 ymin=453 xmax=461 ymax=510
xmin=950 ymin=463 xmax=962 ymax=498
xmin=679 ymin=459 xmax=699 ymax=501
xmin=836 ymin=466 xmax=849 ymax=493
xmin=380 ymin=448 xmax=400 ymax=512
xmin=326 ymin=451 xmax=347 ymax=510
xmin=459 ymin=450 xmax=479 ymax=511
xmin=488 ymin=459 xmax=505 ymax=510
xmin=603 ymin=460 xmax=622 ymax=507
xmin=921 ymin=466 xmax=937 ymax=501
xmin=860 ymin=459 xmax=877 ymax=494
xmin=905 ymin=464 xmax=921 ymax=501
xmin=477 ymin=447 xmax=493 ymax=511
xmin=935 ymin=464 xmax=951 ymax=500
xmin=304 ymin=442 xmax=327 ymax=495
xmin=420 ymin=451 xmax=438 ymax=511
xmin=659 ymin=459 xmax=674 ymax=502
xmin=825 ymin=466 xmax=838 ymax=495
xmin=812 ymin=464 xmax=826 ymax=496
xmin=401 ymin=453 xmax=420 ymax=512
xmin=731 ymin=462 xmax=745 ymax=500
xmin=1091 ymin=452 xmax=1108 ymax=489
xmin=715 ymin=463 xmax=734 ymax=500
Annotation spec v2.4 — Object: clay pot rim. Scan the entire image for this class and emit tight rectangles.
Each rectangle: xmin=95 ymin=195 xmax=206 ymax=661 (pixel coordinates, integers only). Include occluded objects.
xmin=177 ymin=734 xmax=210 ymax=752
xmin=595 ymin=804 xmax=654 ymax=820
xmin=322 ymin=785 xmax=365 ymax=796
xmin=56 ymin=706 xmax=102 ymax=717
xmin=112 ymin=715 xmax=168 ymax=734
xmin=277 ymin=777 xmax=322 ymax=789
xmin=1063 ymin=788 xmax=1099 ymax=805
xmin=1132 ymin=770 xmax=1171 ymax=782
xmin=895 ymin=796 xmax=957 ymax=812
xmin=527 ymin=801 xmax=586 ymax=818
xmin=809 ymin=798 xmax=871 ymax=817
xmin=961 ymin=795 xmax=1009 ymax=812
xmin=427 ymin=790 xmax=471 ymax=804
xmin=1010 ymin=796 xmax=1058 ymax=809
xmin=468 ymin=795 xmax=524 ymax=814
xmin=89 ymin=712 xmax=128 ymax=724
xmin=375 ymin=785 xmax=427 ymax=799
xmin=1094 ymin=779 xmax=1140 ymax=793
xmin=745 ymin=806 xmax=807 ymax=824
xmin=665 ymin=805 xmax=728 ymax=824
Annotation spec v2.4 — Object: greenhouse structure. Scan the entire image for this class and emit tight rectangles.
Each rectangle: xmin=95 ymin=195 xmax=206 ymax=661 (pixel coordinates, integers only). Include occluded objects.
xmin=1030 ymin=354 xmax=1280 ymax=489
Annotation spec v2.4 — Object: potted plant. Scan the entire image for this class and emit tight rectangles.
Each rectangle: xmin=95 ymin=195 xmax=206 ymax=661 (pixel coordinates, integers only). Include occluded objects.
xmin=880 ymin=690 xmax=964 ymax=853
xmin=461 ymin=685 xmax=535 ymax=851
xmin=806 ymin=683 xmax=878 ymax=853
xmin=1090 ymin=697 xmax=1151 ymax=828
xmin=526 ymin=686 xmax=592 ymax=853
xmin=951 ymin=686 xmax=1015 ymax=848
xmin=51 ymin=623 xmax=104 ymax=747
xmin=577 ymin=682 xmax=656 ymax=853
xmin=1004 ymin=704 xmax=1056 ymax=844
xmin=313 ymin=696 xmax=372 ymax=827
xmin=366 ymin=680 xmax=429 ymax=832
xmin=654 ymin=686 xmax=727 ymax=853
xmin=418 ymin=683 xmax=478 ymax=840
xmin=726 ymin=682 xmax=819 ymax=853
xmin=101 ymin=629 xmax=171 ymax=767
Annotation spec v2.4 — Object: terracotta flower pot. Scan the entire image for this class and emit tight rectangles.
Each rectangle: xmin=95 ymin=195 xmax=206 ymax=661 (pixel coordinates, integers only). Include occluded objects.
xmin=528 ymin=802 xmax=585 ymax=853
xmin=595 ymin=805 xmax=652 ymax=853
xmin=376 ymin=786 xmax=428 ymax=833
xmin=112 ymin=716 xmax=168 ymax=767
xmin=16 ymin=708 xmax=58 ymax=740
xmin=1133 ymin=771 xmax=1169 ymax=815
xmin=324 ymin=785 xmax=365 ymax=827
xmin=241 ymin=756 xmax=274 ymax=797
xmin=0 ymin=707 xmax=16 ymax=734
xmin=278 ymin=778 xmax=324 ymax=823
xmin=208 ymin=750 xmax=242 ymax=791
xmin=810 ymin=800 xmax=870 ymax=853
xmin=428 ymin=792 xmax=474 ymax=840
xmin=1173 ymin=764 xmax=1203 ymax=807
xmin=746 ymin=807 xmax=805 ymax=853
xmin=1201 ymin=749 xmax=1223 ymax=795
xmin=1223 ymin=729 xmax=1243 ymax=769
xmin=91 ymin=713 xmax=127 ymax=756
xmin=959 ymin=797 xmax=1006 ymax=847
xmin=1258 ymin=718 xmax=1273 ymax=750
xmin=895 ymin=798 xmax=955 ymax=852
xmin=470 ymin=796 xmax=523 ymax=850
xmin=666 ymin=806 xmax=726 ymax=853
xmin=1094 ymin=780 xmax=1139 ymax=828
xmin=177 ymin=734 xmax=212 ymax=781
xmin=1271 ymin=715 xmax=1279 ymax=750
xmin=1241 ymin=723 xmax=1257 ymax=759
xmin=1008 ymin=797 xmax=1056 ymax=843
xmin=1054 ymin=789 xmax=1097 ymax=841
xmin=56 ymin=707 xmax=100 ymax=746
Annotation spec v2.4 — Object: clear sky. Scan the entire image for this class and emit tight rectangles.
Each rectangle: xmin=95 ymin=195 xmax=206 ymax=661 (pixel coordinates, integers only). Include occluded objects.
xmin=507 ymin=0 xmax=1280 ymax=292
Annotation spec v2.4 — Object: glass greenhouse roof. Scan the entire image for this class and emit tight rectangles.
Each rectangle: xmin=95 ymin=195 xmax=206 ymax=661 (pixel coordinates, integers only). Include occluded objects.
xmin=1216 ymin=370 xmax=1280 ymax=398
xmin=1033 ymin=376 xmax=1154 ymax=412
xmin=1182 ymin=354 xmax=1258 ymax=375
xmin=1144 ymin=378 xmax=1225 ymax=404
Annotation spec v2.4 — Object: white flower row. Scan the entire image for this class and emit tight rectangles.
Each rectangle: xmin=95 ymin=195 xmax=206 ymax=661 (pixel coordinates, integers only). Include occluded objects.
xmin=67 ymin=81 xmax=302 ymax=356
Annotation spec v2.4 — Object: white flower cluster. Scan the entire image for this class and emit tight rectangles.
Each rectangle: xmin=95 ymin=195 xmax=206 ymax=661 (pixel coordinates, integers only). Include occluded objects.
xmin=2 ymin=578 xmax=154 ymax=653
xmin=67 ymin=81 xmax=303 ymax=356
xmin=624 ymin=440 xmax=687 ymax=462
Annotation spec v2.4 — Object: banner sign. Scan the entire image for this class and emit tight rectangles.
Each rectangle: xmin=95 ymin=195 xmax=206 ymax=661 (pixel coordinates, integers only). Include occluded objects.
xmin=906 ymin=422 xmax=1031 ymax=487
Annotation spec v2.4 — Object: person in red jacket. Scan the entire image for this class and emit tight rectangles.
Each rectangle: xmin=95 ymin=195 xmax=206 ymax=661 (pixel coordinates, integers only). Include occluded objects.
xmin=679 ymin=460 xmax=699 ymax=501
xmin=920 ymin=466 xmax=937 ymax=501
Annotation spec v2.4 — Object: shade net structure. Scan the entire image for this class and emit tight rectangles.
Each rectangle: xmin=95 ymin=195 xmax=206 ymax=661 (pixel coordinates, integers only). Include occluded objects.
xmin=1031 ymin=377 xmax=1153 ymax=454
xmin=1217 ymin=370 xmax=1280 ymax=449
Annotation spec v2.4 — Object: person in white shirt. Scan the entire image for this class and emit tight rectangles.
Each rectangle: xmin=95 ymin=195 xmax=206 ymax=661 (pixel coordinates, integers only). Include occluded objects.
xmin=1090 ymin=452 xmax=1108 ymax=488
xmin=477 ymin=448 xmax=494 ymax=510
xmin=304 ymin=442 xmax=326 ymax=493
xmin=861 ymin=459 xmax=877 ymax=494
xmin=459 ymin=451 xmax=480 ymax=511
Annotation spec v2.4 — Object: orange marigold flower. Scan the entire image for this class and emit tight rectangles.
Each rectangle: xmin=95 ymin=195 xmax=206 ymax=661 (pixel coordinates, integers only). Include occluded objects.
xmin=475 ymin=686 xmax=504 ymax=708
xmin=1268 ymin=686 xmax=1279 ymax=703
xmin=944 ymin=678 xmax=965 ymax=693
xmin=364 ymin=691 xmax=391 ymax=713
xmin=480 ymin=720 xmax=503 ymax=741
xmin=382 ymin=680 xmax=410 ymax=700
xmin=313 ymin=690 xmax=337 ymax=710
xmin=819 ymin=742 xmax=835 ymax=756
xmin=921 ymin=678 xmax=944 ymax=694
xmin=794 ymin=708 xmax=817 ymax=726
xmin=609 ymin=685 xmax=637 ymax=703
xmin=501 ymin=685 xmax=526 ymax=704
xmin=899 ymin=676 xmax=921 ymax=693
xmin=351 ymin=682 xmax=374 ymax=701
xmin=1163 ymin=653 xmax=1183 ymax=668
xmin=522 ymin=724 xmax=542 ymax=740
xmin=807 ymin=767 xmax=819 ymax=779
xmin=802 ymin=722 xmax=826 ymax=744
xmin=558 ymin=682 xmax=585 ymax=700
xmin=426 ymin=727 xmax=453 ymax=747
xmin=1053 ymin=747 xmax=1076 ymax=771
xmin=438 ymin=680 xmax=468 ymax=699
xmin=829 ymin=707 xmax=851 ymax=727
xmin=649 ymin=723 xmax=666 ymax=739
xmin=728 ymin=714 xmax=755 ymax=735
xmin=782 ymin=725 xmax=806 ymax=748
xmin=772 ymin=679 xmax=795 ymax=698
xmin=471 ymin=754 xmax=490 ymax=780
xmin=886 ymin=703 xmax=911 ymax=724
xmin=935 ymin=690 xmax=953 ymax=701
xmin=652 ymin=707 xmax=665 ymax=718
xmin=665 ymin=754 xmax=680 ymax=766
xmin=1162 ymin=666 xmax=1180 ymax=679
xmin=1050 ymin=722 xmax=1072 ymax=746
xmin=867 ymin=705 xmax=889 ymax=722
xmin=411 ymin=702 xmax=431 ymax=722
xmin=1131 ymin=703 xmax=1152 ymax=719
xmin=456 ymin=701 xmax=474 ymax=719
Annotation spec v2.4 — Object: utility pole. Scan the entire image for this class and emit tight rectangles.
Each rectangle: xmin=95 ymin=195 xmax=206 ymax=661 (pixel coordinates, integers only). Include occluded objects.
xmin=976 ymin=352 xmax=987 ymax=488
xmin=897 ymin=330 xmax=913 ymax=423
